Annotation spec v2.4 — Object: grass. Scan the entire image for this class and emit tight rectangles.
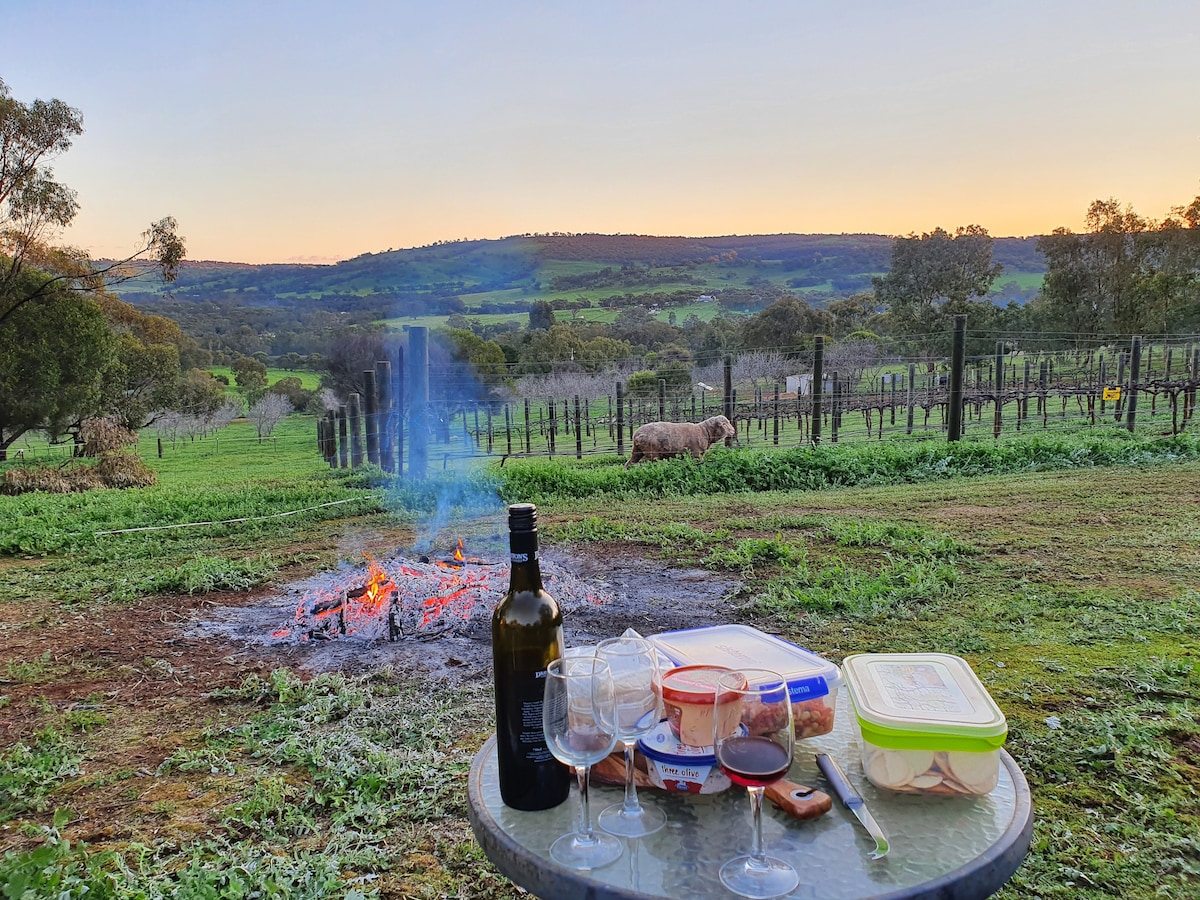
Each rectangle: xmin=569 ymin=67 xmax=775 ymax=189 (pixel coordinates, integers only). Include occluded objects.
xmin=0 ymin=421 xmax=1198 ymax=897
xmin=205 ymin=365 xmax=323 ymax=391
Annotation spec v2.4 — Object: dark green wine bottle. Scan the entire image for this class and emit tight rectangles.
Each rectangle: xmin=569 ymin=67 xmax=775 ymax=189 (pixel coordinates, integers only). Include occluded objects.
xmin=492 ymin=503 xmax=570 ymax=810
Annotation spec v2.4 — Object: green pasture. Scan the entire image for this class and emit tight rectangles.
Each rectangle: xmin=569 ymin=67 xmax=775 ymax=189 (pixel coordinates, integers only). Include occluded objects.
xmin=1 ymin=423 xmax=1197 ymax=898
xmin=206 ymin=364 xmax=323 ymax=391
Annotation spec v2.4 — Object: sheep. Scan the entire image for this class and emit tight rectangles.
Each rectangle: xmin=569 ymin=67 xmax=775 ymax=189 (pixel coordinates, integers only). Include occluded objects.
xmin=625 ymin=415 xmax=735 ymax=468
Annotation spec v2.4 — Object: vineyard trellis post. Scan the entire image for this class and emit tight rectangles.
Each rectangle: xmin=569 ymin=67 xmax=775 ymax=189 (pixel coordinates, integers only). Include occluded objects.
xmin=811 ymin=336 xmax=824 ymax=446
xmin=376 ymin=359 xmax=394 ymax=472
xmin=363 ymin=369 xmax=379 ymax=466
xmin=723 ymin=355 xmax=734 ymax=446
xmin=348 ymin=393 xmax=364 ymax=468
xmin=616 ymin=382 xmax=625 ymax=456
xmin=994 ymin=342 xmax=1004 ymax=439
xmin=407 ymin=327 xmax=429 ymax=479
xmin=1125 ymin=336 xmax=1142 ymax=433
xmin=337 ymin=406 xmax=348 ymax=469
xmin=906 ymin=361 xmax=915 ymax=435
xmin=831 ymin=371 xmax=840 ymax=443
xmin=575 ymin=395 xmax=583 ymax=459
xmin=947 ymin=314 xmax=967 ymax=441
xmin=1114 ymin=352 xmax=1127 ymax=423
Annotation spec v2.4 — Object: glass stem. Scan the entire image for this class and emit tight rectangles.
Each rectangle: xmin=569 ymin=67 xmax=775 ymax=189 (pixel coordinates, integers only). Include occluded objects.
xmin=748 ymin=786 xmax=768 ymax=867
xmin=622 ymin=740 xmax=642 ymax=813
xmin=577 ymin=764 xmax=595 ymax=842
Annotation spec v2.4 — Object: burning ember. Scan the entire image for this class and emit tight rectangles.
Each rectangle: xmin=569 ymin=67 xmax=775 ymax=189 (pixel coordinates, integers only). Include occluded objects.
xmin=272 ymin=540 xmax=610 ymax=644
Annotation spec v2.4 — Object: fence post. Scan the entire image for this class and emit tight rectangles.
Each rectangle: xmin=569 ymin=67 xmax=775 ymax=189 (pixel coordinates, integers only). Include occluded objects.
xmin=993 ymin=341 xmax=1004 ymax=439
xmin=658 ymin=379 xmax=666 ymax=420
xmin=947 ymin=315 xmax=967 ymax=441
xmin=575 ymin=395 xmax=583 ymax=459
xmin=906 ymin=362 xmax=915 ymax=435
xmin=811 ymin=336 xmax=824 ymax=446
xmin=830 ymin=371 xmax=840 ymax=443
xmin=348 ymin=393 xmax=364 ymax=467
xmin=773 ymin=383 xmax=780 ymax=445
xmin=394 ymin=347 xmax=405 ymax=476
xmin=723 ymin=354 xmax=734 ymax=446
xmin=1114 ymin=352 xmax=1127 ymax=423
xmin=363 ymin=370 xmax=379 ymax=466
xmin=524 ymin=399 xmax=531 ymax=454
xmin=408 ymin=328 xmax=428 ymax=479
xmin=616 ymin=382 xmax=625 ymax=456
xmin=337 ymin=406 xmax=349 ymax=468
xmin=376 ymin=360 xmax=393 ymax=472
xmin=1125 ymin=336 xmax=1142 ymax=433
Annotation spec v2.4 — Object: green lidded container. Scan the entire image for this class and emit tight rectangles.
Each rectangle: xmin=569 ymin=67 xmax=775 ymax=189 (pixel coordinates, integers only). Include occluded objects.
xmin=842 ymin=652 xmax=1007 ymax=796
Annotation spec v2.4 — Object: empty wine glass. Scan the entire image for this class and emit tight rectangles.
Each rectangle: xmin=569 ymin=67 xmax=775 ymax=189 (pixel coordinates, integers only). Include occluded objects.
xmin=543 ymin=655 xmax=623 ymax=869
xmin=714 ymin=668 xmax=799 ymax=899
xmin=595 ymin=636 xmax=667 ymax=838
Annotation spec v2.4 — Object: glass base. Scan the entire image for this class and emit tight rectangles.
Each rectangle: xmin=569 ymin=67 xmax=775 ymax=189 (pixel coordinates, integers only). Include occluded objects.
xmin=550 ymin=830 xmax=623 ymax=870
xmin=720 ymin=854 xmax=800 ymax=899
xmin=598 ymin=800 xmax=667 ymax=838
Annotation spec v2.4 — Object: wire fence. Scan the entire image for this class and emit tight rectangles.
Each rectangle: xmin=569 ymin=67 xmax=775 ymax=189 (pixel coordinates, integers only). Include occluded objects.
xmin=4 ymin=331 xmax=1198 ymax=472
xmin=318 ymin=333 xmax=1200 ymax=473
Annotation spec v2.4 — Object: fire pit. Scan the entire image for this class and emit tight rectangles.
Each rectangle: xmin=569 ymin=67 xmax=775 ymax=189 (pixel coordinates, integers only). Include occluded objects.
xmin=190 ymin=538 xmax=742 ymax=684
xmin=272 ymin=540 xmax=613 ymax=644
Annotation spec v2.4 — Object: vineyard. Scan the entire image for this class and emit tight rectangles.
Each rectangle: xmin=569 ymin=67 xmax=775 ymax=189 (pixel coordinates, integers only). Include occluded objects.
xmin=314 ymin=333 xmax=1200 ymax=475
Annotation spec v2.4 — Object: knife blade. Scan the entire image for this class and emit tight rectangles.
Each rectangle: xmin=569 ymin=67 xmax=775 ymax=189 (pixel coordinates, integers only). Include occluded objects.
xmin=815 ymin=753 xmax=889 ymax=859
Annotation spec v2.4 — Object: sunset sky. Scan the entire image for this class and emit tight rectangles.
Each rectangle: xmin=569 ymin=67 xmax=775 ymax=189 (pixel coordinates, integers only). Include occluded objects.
xmin=6 ymin=1 xmax=1199 ymax=265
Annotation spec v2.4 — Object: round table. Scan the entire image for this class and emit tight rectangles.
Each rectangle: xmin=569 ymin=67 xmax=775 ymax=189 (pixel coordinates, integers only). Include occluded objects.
xmin=467 ymin=690 xmax=1033 ymax=900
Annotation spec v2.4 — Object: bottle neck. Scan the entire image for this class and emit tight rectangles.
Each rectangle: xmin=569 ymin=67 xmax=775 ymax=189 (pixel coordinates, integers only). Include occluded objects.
xmin=508 ymin=529 xmax=544 ymax=593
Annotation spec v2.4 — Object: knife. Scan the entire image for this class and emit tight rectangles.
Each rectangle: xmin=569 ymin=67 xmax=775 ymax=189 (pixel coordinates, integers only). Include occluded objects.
xmin=815 ymin=753 xmax=889 ymax=860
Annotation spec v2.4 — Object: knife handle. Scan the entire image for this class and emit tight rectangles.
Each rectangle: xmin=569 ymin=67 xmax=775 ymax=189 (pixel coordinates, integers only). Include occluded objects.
xmin=764 ymin=779 xmax=832 ymax=820
xmin=816 ymin=753 xmax=861 ymax=808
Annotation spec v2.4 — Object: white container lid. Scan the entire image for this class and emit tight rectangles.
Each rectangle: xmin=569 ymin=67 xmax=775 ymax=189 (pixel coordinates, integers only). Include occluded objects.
xmin=842 ymin=652 xmax=1007 ymax=745
xmin=648 ymin=624 xmax=842 ymax=703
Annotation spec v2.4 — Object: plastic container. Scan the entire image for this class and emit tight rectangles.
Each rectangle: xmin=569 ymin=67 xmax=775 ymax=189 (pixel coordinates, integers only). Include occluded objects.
xmin=649 ymin=625 xmax=843 ymax=739
xmin=637 ymin=721 xmax=732 ymax=794
xmin=657 ymin=665 xmax=744 ymax=747
xmin=841 ymin=652 xmax=1008 ymax=797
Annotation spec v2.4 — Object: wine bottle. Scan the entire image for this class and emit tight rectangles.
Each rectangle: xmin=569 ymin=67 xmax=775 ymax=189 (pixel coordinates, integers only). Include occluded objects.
xmin=492 ymin=503 xmax=570 ymax=810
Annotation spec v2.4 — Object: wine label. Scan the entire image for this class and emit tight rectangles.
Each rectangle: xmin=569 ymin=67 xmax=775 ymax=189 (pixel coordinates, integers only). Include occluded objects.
xmin=513 ymin=672 xmax=553 ymax=763
xmin=509 ymin=551 xmax=536 ymax=563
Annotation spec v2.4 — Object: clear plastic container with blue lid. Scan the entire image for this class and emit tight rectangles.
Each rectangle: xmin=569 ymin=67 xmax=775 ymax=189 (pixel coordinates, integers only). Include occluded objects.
xmin=648 ymin=624 xmax=843 ymax=739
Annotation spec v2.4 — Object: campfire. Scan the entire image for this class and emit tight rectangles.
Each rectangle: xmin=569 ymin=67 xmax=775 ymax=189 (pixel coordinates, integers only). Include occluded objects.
xmin=272 ymin=539 xmax=609 ymax=644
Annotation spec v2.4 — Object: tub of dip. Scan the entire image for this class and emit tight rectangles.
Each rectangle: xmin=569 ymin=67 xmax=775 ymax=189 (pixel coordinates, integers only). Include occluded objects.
xmin=637 ymin=721 xmax=732 ymax=794
xmin=656 ymin=664 xmax=744 ymax=747
xmin=842 ymin=652 xmax=1008 ymax=797
xmin=650 ymin=625 xmax=843 ymax=739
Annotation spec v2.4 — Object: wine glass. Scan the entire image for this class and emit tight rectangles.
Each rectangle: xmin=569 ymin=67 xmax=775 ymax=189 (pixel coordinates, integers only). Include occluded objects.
xmin=543 ymin=655 xmax=623 ymax=869
xmin=713 ymin=668 xmax=799 ymax=899
xmin=595 ymin=636 xmax=667 ymax=838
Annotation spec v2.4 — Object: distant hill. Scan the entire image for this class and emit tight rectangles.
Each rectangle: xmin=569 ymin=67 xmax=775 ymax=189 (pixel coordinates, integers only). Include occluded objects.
xmin=114 ymin=232 xmax=1046 ymax=309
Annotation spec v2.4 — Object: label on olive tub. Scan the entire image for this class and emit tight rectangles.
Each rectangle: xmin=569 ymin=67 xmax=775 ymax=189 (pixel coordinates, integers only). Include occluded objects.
xmin=638 ymin=721 xmax=733 ymax=794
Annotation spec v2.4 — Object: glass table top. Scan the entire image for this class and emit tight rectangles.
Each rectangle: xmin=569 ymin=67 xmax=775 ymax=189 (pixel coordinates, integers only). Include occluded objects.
xmin=468 ymin=689 xmax=1032 ymax=900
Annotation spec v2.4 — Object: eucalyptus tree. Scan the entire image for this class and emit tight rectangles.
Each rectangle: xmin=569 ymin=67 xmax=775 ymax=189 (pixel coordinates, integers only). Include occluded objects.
xmin=0 ymin=76 xmax=184 ymax=326
xmin=872 ymin=225 xmax=1002 ymax=356
xmin=1034 ymin=196 xmax=1200 ymax=340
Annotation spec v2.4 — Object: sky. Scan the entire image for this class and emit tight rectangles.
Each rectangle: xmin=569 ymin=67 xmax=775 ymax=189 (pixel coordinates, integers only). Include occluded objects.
xmin=5 ymin=1 xmax=1199 ymax=264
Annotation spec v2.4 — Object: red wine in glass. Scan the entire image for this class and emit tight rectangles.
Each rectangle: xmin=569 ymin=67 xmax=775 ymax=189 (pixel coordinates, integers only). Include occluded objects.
xmin=718 ymin=735 xmax=791 ymax=788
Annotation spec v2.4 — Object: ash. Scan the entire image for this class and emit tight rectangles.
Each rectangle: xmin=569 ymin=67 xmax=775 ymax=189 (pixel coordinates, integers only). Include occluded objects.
xmin=189 ymin=546 xmax=741 ymax=684
xmin=274 ymin=553 xmax=613 ymax=643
